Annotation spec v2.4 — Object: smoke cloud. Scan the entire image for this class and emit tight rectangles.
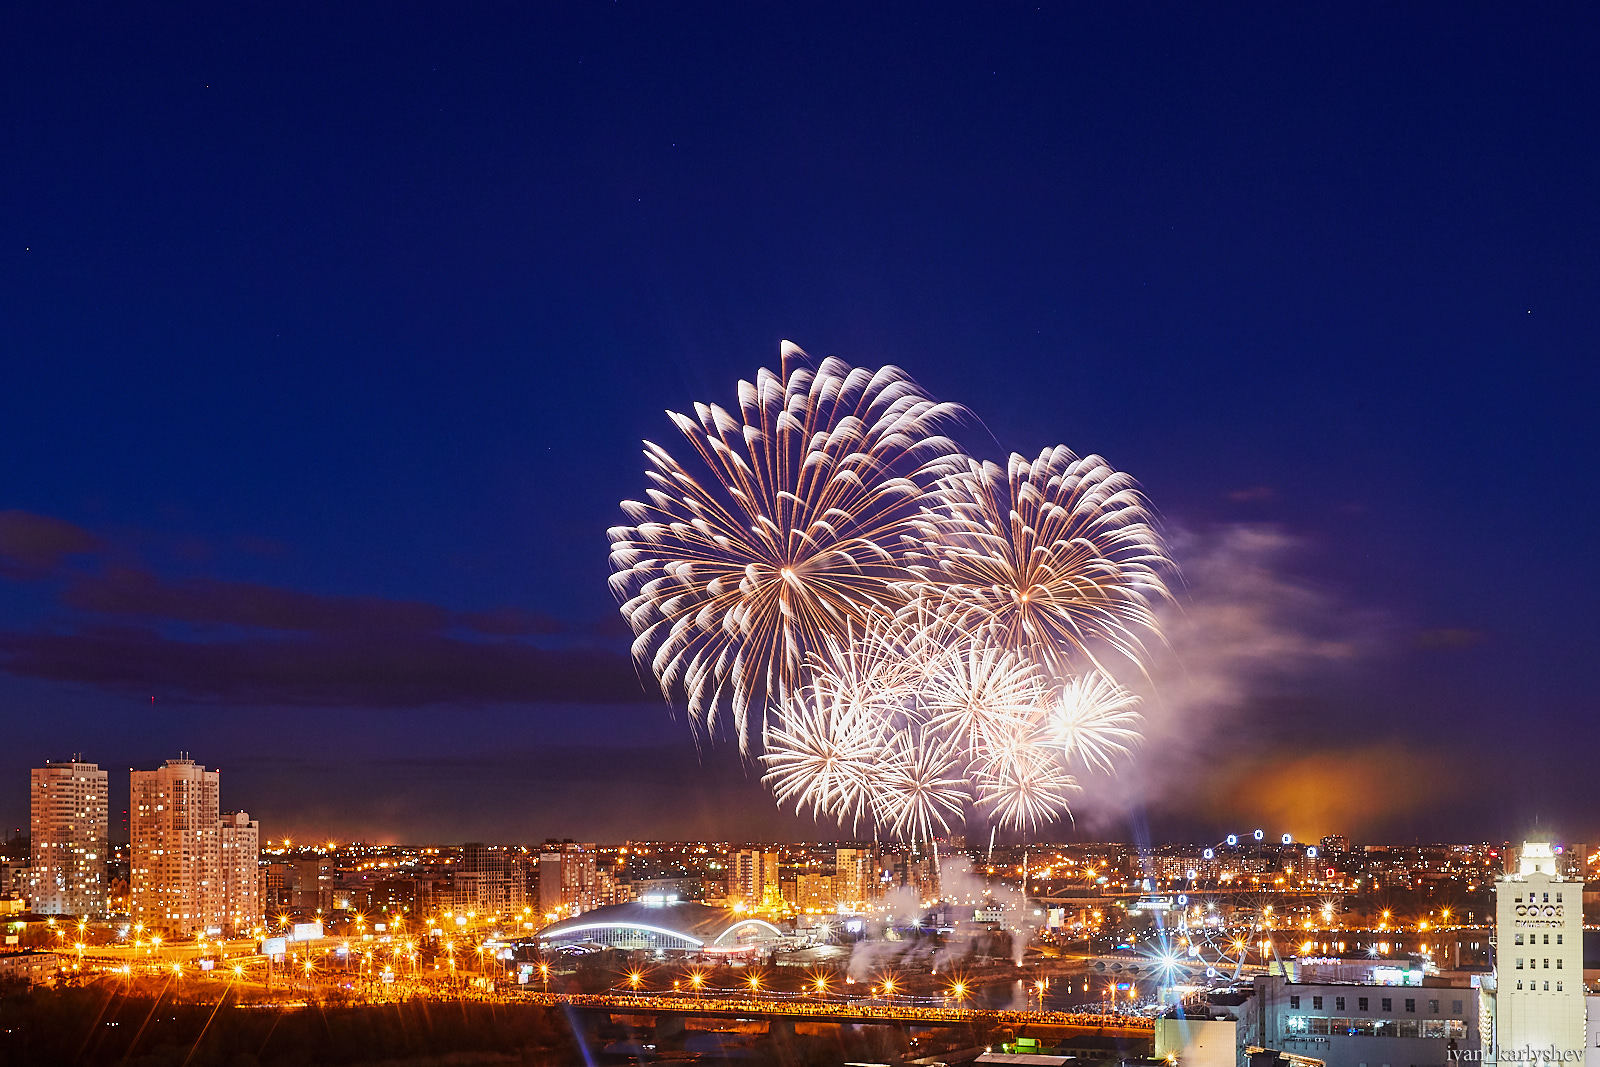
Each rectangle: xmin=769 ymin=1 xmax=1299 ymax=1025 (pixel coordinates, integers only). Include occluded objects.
xmin=1071 ymin=522 xmax=1392 ymax=831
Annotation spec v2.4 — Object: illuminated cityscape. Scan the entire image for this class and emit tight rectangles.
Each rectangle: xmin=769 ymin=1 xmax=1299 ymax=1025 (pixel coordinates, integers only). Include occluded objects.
xmin=6 ymin=768 xmax=1600 ymax=1063
xmin=3 ymin=2 xmax=1596 ymax=1065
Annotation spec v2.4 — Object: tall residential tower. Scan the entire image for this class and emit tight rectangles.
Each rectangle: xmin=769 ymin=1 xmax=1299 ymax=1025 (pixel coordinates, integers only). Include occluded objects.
xmin=219 ymin=811 xmax=262 ymax=936
xmin=29 ymin=758 xmax=108 ymax=916
xmin=130 ymin=756 xmax=222 ymax=935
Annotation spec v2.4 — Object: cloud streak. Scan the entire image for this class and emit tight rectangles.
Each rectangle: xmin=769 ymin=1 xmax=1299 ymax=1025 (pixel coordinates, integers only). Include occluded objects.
xmin=0 ymin=512 xmax=643 ymax=708
xmin=0 ymin=625 xmax=648 ymax=707
xmin=0 ymin=510 xmax=102 ymax=574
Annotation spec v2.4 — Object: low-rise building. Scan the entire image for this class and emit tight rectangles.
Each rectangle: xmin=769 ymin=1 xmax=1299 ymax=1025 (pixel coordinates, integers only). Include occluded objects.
xmin=1159 ymin=972 xmax=1480 ymax=1065
xmin=0 ymin=949 xmax=61 ymax=987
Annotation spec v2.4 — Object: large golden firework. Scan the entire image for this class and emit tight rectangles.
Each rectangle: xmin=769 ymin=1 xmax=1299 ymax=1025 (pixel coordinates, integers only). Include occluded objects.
xmin=608 ymin=343 xmax=965 ymax=750
xmin=907 ymin=446 xmax=1170 ymax=680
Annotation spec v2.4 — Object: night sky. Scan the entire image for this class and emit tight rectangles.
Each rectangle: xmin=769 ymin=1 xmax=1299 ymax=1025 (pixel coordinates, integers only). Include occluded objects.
xmin=4 ymin=5 xmax=1596 ymax=846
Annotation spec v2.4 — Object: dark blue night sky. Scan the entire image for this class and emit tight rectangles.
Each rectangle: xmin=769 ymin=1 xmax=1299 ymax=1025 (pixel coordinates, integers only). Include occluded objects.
xmin=3 ymin=4 xmax=1596 ymax=845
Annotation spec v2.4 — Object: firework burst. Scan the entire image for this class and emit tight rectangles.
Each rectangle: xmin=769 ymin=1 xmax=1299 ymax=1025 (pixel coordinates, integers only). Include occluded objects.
xmin=759 ymin=670 xmax=889 ymax=831
xmin=872 ymin=725 xmax=970 ymax=848
xmin=1047 ymin=671 xmax=1144 ymax=774
xmin=614 ymin=344 xmax=1171 ymax=840
xmin=973 ymin=713 xmax=1082 ymax=833
xmin=919 ymin=632 xmax=1047 ymax=757
xmin=908 ymin=446 xmax=1170 ymax=678
xmin=608 ymin=343 xmax=965 ymax=750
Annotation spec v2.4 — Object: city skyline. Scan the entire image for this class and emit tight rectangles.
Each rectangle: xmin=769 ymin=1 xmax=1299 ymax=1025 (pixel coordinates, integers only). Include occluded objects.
xmin=4 ymin=5 xmax=1599 ymax=845
xmin=4 ymin=750 xmax=1589 ymax=854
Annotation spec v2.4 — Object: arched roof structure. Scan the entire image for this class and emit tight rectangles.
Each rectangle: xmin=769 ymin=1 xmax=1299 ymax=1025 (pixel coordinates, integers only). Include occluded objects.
xmin=538 ymin=900 xmax=784 ymax=952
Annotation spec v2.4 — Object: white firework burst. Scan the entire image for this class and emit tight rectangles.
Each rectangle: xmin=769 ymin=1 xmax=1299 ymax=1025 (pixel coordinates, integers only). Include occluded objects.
xmin=973 ymin=713 xmax=1081 ymax=833
xmin=871 ymin=725 xmax=970 ymax=848
xmin=1047 ymin=671 xmax=1143 ymax=774
xmin=920 ymin=632 xmax=1048 ymax=760
xmin=608 ymin=343 xmax=965 ymax=751
xmin=760 ymin=673 xmax=889 ymax=831
xmin=907 ymin=446 xmax=1172 ymax=678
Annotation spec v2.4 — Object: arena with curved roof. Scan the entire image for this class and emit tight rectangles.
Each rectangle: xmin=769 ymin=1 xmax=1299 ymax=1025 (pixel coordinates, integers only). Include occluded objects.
xmin=537 ymin=900 xmax=786 ymax=954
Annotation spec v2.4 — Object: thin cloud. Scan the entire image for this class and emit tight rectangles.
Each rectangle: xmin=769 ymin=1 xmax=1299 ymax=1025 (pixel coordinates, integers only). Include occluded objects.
xmin=63 ymin=567 xmax=451 ymax=633
xmin=0 ymin=510 xmax=102 ymax=574
xmin=0 ymin=624 xmax=649 ymax=707
xmin=1416 ymin=627 xmax=1486 ymax=650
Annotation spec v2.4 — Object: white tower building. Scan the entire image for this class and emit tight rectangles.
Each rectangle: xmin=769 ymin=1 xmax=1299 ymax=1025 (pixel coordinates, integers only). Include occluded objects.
xmin=1494 ymin=841 xmax=1585 ymax=1064
xmin=29 ymin=758 xmax=109 ymax=916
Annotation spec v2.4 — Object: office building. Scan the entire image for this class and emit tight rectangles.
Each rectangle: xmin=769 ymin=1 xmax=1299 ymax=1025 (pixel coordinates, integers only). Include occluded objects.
xmin=1159 ymin=972 xmax=1480 ymax=1064
xmin=453 ymin=843 xmax=526 ymax=916
xmin=28 ymin=758 xmax=108 ymax=916
xmin=795 ymin=872 xmax=834 ymax=913
xmin=834 ymin=847 xmax=874 ymax=910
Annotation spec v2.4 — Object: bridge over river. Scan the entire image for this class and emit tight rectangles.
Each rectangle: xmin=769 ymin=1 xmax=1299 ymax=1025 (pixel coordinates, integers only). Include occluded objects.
xmin=509 ymin=989 xmax=1156 ymax=1038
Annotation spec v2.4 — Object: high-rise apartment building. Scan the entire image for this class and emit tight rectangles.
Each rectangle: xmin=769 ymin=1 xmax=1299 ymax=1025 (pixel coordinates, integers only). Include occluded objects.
xmin=455 ymin=843 xmax=526 ymax=916
xmin=1493 ymin=841 xmax=1585 ymax=1062
xmin=795 ymin=872 xmax=834 ymax=913
xmin=29 ymin=758 xmax=109 ymax=916
xmin=729 ymin=849 xmax=778 ymax=908
xmin=834 ymin=847 xmax=874 ymax=910
xmin=537 ymin=841 xmax=599 ymax=917
xmin=130 ymin=756 xmax=222 ymax=935
xmin=218 ymin=811 xmax=261 ymax=936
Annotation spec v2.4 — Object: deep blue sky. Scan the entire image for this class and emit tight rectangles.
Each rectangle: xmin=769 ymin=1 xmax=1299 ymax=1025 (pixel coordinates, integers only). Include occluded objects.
xmin=3 ymin=4 xmax=1596 ymax=846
